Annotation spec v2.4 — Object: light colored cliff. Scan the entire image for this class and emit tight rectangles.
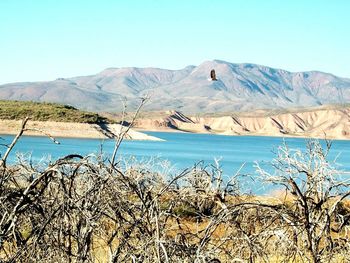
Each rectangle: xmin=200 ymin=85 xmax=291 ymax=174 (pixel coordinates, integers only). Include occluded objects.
xmin=135 ymin=107 xmax=350 ymax=140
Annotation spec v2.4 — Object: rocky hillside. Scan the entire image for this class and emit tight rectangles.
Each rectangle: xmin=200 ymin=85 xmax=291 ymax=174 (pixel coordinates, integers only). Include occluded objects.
xmin=1 ymin=60 xmax=350 ymax=113
xmin=134 ymin=106 xmax=350 ymax=140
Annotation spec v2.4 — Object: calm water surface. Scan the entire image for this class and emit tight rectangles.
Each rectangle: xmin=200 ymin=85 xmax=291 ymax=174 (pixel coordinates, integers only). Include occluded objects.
xmin=1 ymin=132 xmax=350 ymax=193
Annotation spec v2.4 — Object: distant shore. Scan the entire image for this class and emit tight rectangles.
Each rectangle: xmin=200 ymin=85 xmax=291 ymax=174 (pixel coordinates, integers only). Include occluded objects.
xmin=0 ymin=119 xmax=163 ymax=141
xmin=1 ymin=116 xmax=349 ymax=142
xmin=133 ymin=107 xmax=350 ymax=141
xmin=135 ymin=127 xmax=348 ymax=141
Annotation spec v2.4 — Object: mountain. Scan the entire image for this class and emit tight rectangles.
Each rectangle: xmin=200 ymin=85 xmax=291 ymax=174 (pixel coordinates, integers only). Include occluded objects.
xmin=1 ymin=60 xmax=350 ymax=113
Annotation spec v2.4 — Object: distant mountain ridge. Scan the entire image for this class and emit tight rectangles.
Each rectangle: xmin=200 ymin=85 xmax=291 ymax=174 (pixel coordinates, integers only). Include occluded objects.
xmin=1 ymin=60 xmax=350 ymax=113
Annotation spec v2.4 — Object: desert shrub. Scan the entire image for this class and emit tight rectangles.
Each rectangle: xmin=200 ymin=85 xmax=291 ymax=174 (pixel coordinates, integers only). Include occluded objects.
xmin=1 ymin=120 xmax=349 ymax=262
xmin=0 ymin=100 xmax=108 ymax=123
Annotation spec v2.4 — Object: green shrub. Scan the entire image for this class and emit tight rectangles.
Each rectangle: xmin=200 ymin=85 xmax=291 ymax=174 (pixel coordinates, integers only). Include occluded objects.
xmin=0 ymin=100 xmax=109 ymax=123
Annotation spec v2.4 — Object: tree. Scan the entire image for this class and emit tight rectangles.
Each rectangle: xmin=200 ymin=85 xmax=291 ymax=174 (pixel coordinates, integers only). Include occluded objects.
xmin=256 ymin=140 xmax=350 ymax=262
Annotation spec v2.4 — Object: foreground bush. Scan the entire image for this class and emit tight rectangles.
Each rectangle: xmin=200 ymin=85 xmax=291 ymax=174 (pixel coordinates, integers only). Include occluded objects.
xmin=1 ymin=121 xmax=350 ymax=262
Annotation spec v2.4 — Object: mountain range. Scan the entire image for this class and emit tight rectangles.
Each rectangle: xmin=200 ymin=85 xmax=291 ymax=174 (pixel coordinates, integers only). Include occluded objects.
xmin=1 ymin=60 xmax=350 ymax=113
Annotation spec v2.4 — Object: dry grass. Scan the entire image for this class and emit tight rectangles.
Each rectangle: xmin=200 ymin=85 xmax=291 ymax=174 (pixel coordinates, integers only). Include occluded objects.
xmin=1 ymin=118 xmax=350 ymax=262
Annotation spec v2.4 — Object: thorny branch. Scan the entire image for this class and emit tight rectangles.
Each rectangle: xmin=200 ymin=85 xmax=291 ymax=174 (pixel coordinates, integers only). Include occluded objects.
xmin=0 ymin=110 xmax=349 ymax=262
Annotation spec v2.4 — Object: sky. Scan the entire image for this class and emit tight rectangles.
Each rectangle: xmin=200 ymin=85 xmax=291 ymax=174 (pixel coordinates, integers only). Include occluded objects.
xmin=0 ymin=0 xmax=349 ymax=84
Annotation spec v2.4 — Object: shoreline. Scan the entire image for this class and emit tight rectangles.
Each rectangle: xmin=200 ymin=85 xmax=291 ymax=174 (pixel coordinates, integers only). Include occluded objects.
xmin=135 ymin=127 xmax=350 ymax=141
xmin=0 ymin=119 xmax=163 ymax=141
xmin=134 ymin=107 xmax=350 ymax=141
xmin=1 ymin=119 xmax=348 ymax=141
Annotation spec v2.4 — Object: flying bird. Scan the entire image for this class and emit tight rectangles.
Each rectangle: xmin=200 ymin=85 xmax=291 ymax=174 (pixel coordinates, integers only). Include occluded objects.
xmin=210 ymin=69 xmax=217 ymax=81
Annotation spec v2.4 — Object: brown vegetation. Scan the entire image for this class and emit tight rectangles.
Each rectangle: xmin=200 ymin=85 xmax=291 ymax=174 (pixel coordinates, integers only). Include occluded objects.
xmin=1 ymin=116 xmax=350 ymax=262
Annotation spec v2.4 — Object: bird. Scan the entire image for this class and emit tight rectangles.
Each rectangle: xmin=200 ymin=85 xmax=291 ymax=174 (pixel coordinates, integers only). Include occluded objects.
xmin=210 ymin=69 xmax=218 ymax=81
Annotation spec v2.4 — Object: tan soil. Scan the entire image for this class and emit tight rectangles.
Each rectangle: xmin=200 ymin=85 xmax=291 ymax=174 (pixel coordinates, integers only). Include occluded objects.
xmin=0 ymin=120 xmax=163 ymax=141
xmin=134 ymin=107 xmax=350 ymax=140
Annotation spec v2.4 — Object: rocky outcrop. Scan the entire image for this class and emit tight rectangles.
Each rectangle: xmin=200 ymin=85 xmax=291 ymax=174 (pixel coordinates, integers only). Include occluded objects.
xmin=135 ymin=107 xmax=350 ymax=140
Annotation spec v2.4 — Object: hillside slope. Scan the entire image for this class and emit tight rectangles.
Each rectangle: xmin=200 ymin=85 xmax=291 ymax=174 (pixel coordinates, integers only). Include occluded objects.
xmin=134 ymin=107 xmax=350 ymax=140
xmin=0 ymin=100 xmax=107 ymax=123
xmin=0 ymin=101 xmax=161 ymax=141
xmin=1 ymin=60 xmax=350 ymax=113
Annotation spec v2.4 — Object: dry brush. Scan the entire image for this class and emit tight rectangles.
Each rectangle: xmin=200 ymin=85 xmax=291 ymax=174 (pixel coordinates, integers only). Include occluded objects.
xmin=0 ymin=118 xmax=350 ymax=262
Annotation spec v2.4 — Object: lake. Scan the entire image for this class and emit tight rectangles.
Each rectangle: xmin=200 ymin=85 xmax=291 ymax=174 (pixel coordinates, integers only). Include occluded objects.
xmin=1 ymin=131 xmax=350 ymax=193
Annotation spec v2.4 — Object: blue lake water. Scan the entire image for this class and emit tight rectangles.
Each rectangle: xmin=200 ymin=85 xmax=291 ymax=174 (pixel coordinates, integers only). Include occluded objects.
xmin=1 ymin=132 xmax=350 ymax=193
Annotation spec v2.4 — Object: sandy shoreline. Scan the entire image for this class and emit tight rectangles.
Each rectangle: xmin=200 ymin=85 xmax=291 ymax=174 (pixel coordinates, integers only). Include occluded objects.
xmin=0 ymin=120 xmax=163 ymax=141
xmin=1 ymin=117 xmax=348 ymax=142
xmin=135 ymin=127 xmax=348 ymax=141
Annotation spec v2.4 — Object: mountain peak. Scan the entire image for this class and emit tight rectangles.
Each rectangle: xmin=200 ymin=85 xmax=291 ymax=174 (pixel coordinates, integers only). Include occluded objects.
xmin=1 ymin=60 xmax=350 ymax=113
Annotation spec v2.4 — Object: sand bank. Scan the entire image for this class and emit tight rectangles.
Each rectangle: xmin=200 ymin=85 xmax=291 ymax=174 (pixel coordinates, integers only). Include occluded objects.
xmin=0 ymin=120 xmax=163 ymax=141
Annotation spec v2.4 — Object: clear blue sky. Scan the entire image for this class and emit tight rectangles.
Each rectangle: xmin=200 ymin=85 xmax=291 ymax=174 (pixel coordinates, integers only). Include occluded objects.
xmin=0 ymin=0 xmax=349 ymax=84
